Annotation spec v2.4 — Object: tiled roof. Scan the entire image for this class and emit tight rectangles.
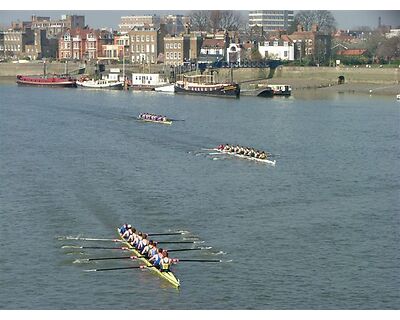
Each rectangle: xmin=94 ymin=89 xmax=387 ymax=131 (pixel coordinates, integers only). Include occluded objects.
xmin=337 ymin=49 xmax=367 ymax=56
xmin=202 ymin=38 xmax=225 ymax=48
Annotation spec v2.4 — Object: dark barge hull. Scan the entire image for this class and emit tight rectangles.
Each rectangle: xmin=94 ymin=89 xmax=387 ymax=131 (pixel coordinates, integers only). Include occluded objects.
xmin=174 ymin=84 xmax=240 ymax=98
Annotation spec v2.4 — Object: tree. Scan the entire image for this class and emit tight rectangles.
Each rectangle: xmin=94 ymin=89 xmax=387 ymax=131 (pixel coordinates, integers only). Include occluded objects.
xmin=189 ymin=11 xmax=210 ymax=31
xmin=376 ymin=36 xmax=400 ymax=63
xmin=293 ymin=10 xmax=337 ymax=33
xmin=250 ymin=47 xmax=262 ymax=61
xmin=189 ymin=10 xmax=243 ymax=32
xmin=218 ymin=11 xmax=243 ymax=31
xmin=364 ymin=32 xmax=387 ymax=61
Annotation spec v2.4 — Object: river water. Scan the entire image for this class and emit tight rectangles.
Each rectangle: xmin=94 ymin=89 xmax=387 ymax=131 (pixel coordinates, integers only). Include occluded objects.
xmin=0 ymin=83 xmax=399 ymax=309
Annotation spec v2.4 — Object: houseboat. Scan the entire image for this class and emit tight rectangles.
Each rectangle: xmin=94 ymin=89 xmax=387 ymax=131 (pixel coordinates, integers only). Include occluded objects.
xmin=130 ymin=73 xmax=171 ymax=91
xmin=16 ymin=60 xmax=77 ymax=88
xmin=174 ymin=74 xmax=240 ymax=98
xmin=76 ymin=68 xmax=124 ymax=89
xmin=257 ymin=84 xmax=292 ymax=97
xmin=16 ymin=75 xmax=77 ymax=87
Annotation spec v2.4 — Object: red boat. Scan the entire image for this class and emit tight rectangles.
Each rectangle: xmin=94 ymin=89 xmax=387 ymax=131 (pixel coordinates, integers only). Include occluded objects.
xmin=16 ymin=75 xmax=77 ymax=87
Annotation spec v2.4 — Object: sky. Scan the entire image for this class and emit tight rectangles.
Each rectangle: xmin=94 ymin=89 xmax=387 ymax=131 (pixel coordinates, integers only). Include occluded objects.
xmin=0 ymin=1 xmax=399 ymax=30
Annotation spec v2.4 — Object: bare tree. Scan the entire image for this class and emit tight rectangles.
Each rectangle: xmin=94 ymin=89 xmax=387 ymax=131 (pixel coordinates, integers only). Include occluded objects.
xmin=218 ymin=11 xmax=243 ymax=31
xmin=189 ymin=10 xmax=243 ymax=32
xmin=189 ymin=11 xmax=210 ymax=32
xmin=376 ymin=36 xmax=400 ymax=62
xmin=293 ymin=10 xmax=337 ymax=33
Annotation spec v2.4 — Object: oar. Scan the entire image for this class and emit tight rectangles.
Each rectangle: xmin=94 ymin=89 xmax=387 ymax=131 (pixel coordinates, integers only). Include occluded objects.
xmin=148 ymin=232 xmax=187 ymax=236
xmin=157 ymin=240 xmax=204 ymax=244
xmin=59 ymin=237 xmax=122 ymax=242
xmin=62 ymin=245 xmax=129 ymax=250
xmin=85 ymin=265 xmax=156 ymax=272
xmin=173 ymin=259 xmax=222 ymax=263
xmin=169 ymin=119 xmax=185 ymax=122
xmin=79 ymin=256 xmax=134 ymax=262
xmin=168 ymin=247 xmax=212 ymax=252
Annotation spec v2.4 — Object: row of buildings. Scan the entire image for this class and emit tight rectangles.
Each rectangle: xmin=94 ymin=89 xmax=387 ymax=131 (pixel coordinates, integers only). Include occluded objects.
xmin=1 ymin=12 xmax=396 ymax=65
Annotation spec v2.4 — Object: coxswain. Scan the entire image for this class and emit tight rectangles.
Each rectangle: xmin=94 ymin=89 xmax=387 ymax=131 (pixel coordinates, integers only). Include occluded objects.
xmin=259 ymin=152 xmax=267 ymax=159
xmin=159 ymin=251 xmax=173 ymax=272
xmin=118 ymin=224 xmax=129 ymax=235
xmin=149 ymin=248 xmax=164 ymax=268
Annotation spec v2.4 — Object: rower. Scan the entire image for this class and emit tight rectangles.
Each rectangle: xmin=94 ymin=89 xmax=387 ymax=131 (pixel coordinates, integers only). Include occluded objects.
xmin=133 ymin=231 xmax=142 ymax=248
xmin=127 ymin=227 xmax=137 ymax=243
xmin=217 ymin=144 xmax=224 ymax=150
xmin=122 ymin=225 xmax=132 ymax=239
xmin=149 ymin=248 xmax=164 ymax=268
xmin=159 ymin=251 xmax=173 ymax=273
xmin=259 ymin=152 xmax=267 ymax=159
xmin=137 ymin=233 xmax=149 ymax=251
xmin=147 ymin=241 xmax=158 ymax=259
xmin=141 ymin=239 xmax=154 ymax=256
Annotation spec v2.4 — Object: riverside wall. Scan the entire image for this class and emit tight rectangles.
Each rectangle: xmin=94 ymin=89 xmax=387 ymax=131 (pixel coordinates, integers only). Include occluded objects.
xmin=1 ymin=62 xmax=399 ymax=94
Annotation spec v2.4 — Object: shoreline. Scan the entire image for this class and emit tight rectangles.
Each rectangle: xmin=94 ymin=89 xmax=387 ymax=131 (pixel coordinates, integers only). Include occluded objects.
xmin=3 ymin=76 xmax=398 ymax=96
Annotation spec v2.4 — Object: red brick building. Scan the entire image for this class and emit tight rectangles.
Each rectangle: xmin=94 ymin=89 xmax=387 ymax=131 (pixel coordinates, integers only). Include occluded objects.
xmin=59 ymin=28 xmax=113 ymax=61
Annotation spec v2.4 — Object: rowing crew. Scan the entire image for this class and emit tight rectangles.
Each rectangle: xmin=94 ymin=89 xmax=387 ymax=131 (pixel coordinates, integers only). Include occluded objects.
xmin=118 ymin=224 xmax=175 ymax=272
xmin=139 ymin=113 xmax=168 ymax=122
xmin=217 ymin=144 xmax=268 ymax=160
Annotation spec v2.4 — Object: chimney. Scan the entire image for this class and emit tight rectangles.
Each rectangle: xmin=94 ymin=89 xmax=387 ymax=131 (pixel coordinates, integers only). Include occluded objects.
xmin=297 ymin=24 xmax=303 ymax=32
xmin=311 ymin=24 xmax=319 ymax=32
xmin=378 ymin=16 xmax=382 ymax=28
xmin=184 ymin=23 xmax=190 ymax=35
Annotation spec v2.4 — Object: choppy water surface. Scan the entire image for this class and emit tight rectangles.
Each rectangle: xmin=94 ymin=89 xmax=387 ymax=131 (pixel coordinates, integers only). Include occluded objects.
xmin=0 ymin=84 xmax=399 ymax=309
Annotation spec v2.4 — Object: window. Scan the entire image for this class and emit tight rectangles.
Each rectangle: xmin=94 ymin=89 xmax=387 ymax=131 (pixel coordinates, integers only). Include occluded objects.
xmin=178 ymin=43 xmax=181 ymax=49
xmin=136 ymin=35 xmax=140 ymax=42
xmin=166 ymin=43 xmax=169 ymax=49
xmin=146 ymin=35 xmax=150 ymax=42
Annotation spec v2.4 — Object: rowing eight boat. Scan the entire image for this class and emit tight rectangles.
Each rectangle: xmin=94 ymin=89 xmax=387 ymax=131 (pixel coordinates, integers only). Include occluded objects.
xmin=212 ymin=148 xmax=276 ymax=165
xmin=117 ymin=229 xmax=180 ymax=288
xmin=137 ymin=118 xmax=172 ymax=125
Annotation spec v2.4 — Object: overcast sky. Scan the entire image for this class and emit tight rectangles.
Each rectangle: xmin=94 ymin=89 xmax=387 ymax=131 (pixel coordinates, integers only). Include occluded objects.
xmin=0 ymin=9 xmax=399 ymax=30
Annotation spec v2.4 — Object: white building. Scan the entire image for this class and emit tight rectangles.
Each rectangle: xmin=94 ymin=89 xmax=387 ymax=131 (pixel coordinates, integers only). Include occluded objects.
xmin=248 ymin=11 xmax=294 ymax=32
xmin=226 ymin=43 xmax=242 ymax=65
xmin=385 ymin=29 xmax=400 ymax=38
xmin=131 ymin=73 xmax=168 ymax=86
xmin=258 ymin=41 xmax=294 ymax=61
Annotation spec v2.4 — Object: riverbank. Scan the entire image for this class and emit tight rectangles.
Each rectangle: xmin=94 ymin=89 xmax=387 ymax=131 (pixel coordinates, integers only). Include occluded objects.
xmin=1 ymin=63 xmax=399 ymax=96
